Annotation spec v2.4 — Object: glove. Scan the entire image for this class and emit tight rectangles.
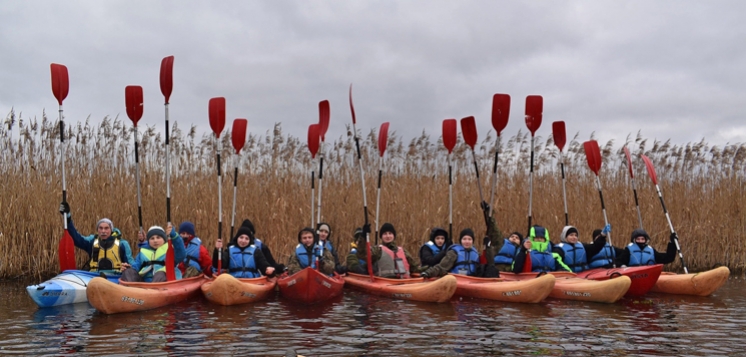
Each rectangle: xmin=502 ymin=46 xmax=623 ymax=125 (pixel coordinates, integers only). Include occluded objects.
xmin=362 ymin=224 xmax=371 ymax=236
xmin=59 ymin=201 xmax=70 ymax=214
xmin=421 ymin=272 xmax=430 ymax=279
xmin=480 ymin=201 xmax=490 ymax=213
xmin=670 ymin=233 xmax=677 ymax=244
xmin=483 ymin=236 xmax=491 ymax=247
xmin=601 ymin=224 xmax=611 ymax=236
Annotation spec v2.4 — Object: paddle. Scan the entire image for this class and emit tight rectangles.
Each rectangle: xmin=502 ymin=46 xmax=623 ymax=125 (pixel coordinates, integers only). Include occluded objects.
xmin=641 ymin=154 xmax=688 ymax=273
xmin=349 ymin=85 xmax=374 ymax=279
xmin=308 ymin=124 xmax=320 ymax=228
xmin=583 ymin=140 xmax=614 ymax=268
xmin=125 ymin=85 xmax=145 ymax=242
xmin=552 ymin=121 xmax=568 ymax=225
xmin=316 ymin=100 xmax=330 ymax=227
xmin=374 ymin=122 xmax=390 ymax=245
xmin=160 ymin=55 xmax=176 ymax=281
xmin=624 ymin=146 xmax=644 ymax=229
xmin=51 ymin=63 xmax=75 ymax=272
xmin=209 ymin=97 xmax=226 ymax=275
xmin=525 ymin=95 xmax=543 ymax=233
xmin=442 ymin=119 xmax=457 ymax=242
xmin=230 ymin=118 xmax=248 ymax=239
xmin=488 ymin=94 xmax=510 ymax=218
xmin=460 ymin=116 xmax=489 ymax=228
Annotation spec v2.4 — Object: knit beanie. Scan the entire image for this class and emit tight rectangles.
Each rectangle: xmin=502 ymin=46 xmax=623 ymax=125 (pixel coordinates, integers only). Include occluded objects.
xmin=459 ymin=228 xmax=475 ymax=244
xmin=429 ymin=227 xmax=448 ymax=243
xmin=297 ymin=227 xmax=318 ymax=244
xmin=179 ymin=221 xmax=195 ymax=237
xmin=97 ymin=218 xmax=114 ymax=231
xmin=560 ymin=226 xmax=579 ymax=242
xmin=510 ymin=232 xmax=524 ymax=241
xmin=233 ymin=226 xmax=254 ymax=246
xmin=317 ymin=223 xmax=331 ymax=234
xmin=241 ymin=219 xmax=255 ymax=235
xmin=380 ymin=223 xmax=396 ymax=238
xmin=147 ymin=226 xmax=167 ymax=240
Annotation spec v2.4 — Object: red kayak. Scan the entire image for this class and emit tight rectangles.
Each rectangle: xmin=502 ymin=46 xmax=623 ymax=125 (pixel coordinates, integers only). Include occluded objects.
xmin=575 ymin=264 xmax=663 ymax=296
xmin=278 ymin=267 xmax=345 ymax=304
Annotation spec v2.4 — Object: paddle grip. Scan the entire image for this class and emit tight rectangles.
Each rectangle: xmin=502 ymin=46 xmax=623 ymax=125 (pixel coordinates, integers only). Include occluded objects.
xmin=166 ymin=197 xmax=171 ymax=223
xmin=318 ymin=157 xmax=324 ymax=179
xmin=59 ymin=120 xmax=64 ymax=143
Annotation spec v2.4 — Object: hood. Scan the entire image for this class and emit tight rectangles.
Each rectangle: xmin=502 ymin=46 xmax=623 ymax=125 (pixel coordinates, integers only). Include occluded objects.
xmin=560 ymin=226 xmax=578 ymax=243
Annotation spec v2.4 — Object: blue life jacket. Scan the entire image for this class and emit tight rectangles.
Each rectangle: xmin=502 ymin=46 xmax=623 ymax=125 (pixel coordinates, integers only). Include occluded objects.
xmin=423 ymin=241 xmax=443 ymax=255
xmin=322 ymin=240 xmax=333 ymax=252
xmin=557 ymin=242 xmax=588 ymax=273
xmin=227 ymin=245 xmax=260 ymax=278
xmin=589 ymin=243 xmax=617 ymax=269
xmin=448 ymin=245 xmax=479 ymax=275
xmin=183 ymin=237 xmax=203 ymax=272
xmin=529 ymin=249 xmax=556 ymax=272
xmin=295 ymin=243 xmax=318 ymax=269
xmin=494 ymin=239 xmax=518 ymax=265
xmin=254 ymin=238 xmax=263 ymax=250
xmin=627 ymin=243 xmax=656 ymax=266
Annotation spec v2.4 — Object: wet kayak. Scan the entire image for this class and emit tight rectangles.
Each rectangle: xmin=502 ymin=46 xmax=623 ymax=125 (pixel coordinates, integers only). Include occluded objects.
xmin=201 ymin=273 xmax=277 ymax=306
xmin=344 ymin=273 xmax=457 ymax=303
xmin=502 ymin=271 xmax=631 ymax=303
xmin=575 ymin=264 xmax=663 ymax=296
xmin=453 ymin=273 xmax=555 ymax=303
xmin=87 ymin=275 xmax=206 ymax=314
xmin=26 ymin=270 xmax=120 ymax=308
xmin=278 ymin=267 xmax=344 ymax=304
xmin=650 ymin=266 xmax=730 ymax=296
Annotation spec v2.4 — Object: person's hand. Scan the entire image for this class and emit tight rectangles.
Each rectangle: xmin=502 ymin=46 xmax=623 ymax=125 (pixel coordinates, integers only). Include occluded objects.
xmin=120 ymin=262 xmax=131 ymax=272
xmin=362 ymin=224 xmax=371 ymax=236
xmin=265 ymin=267 xmax=275 ymax=276
xmin=601 ymin=224 xmax=611 ymax=236
xmin=483 ymin=236 xmax=491 ymax=247
xmin=523 ymin=240 xmax=532 ymax=250
xmin=215 ymin=238 xmax=223 ymax=249
xmin=59 ymin=201 xmax=70 ymax=215
xmin=166 ymin=223 xmax=173 ymax=237
xmin=138 ymin=229 xmax=146 ymax=243
xmin=670 ymin=232 xmax=677 ymax=244
xmin=421 ymin=272 xmax=430 ymax=279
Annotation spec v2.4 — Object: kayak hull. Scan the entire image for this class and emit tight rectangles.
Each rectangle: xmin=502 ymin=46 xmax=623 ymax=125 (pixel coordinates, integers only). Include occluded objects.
xmin=502 ymin=272 xmax=631 ymax=303
xmin=201 ymin=274 xmax=277 ymax=306
xmin=649 ymin=266 xmax=730 ymax=296
xmin=453 ymin=273 xmax=555 ymax=303
xmin=26 ymin=270 xmax=120 ymax=308
xmin=278 ymin=267 xmax=345 ymax=304
xmin=87 ymin=275 xmax=206 ymax=314
xmin=576 ymin=265 xmax=663 ymax=296
xmin=344 ymin=273 xmax=457 ymax=303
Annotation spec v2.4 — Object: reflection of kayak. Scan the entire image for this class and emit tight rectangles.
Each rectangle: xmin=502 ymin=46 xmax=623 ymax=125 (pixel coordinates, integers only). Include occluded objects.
xmin=650 ymin=266 xmax=730 ymax=296
xmin=26 ymin=270 xmax=120 ymax=308
xmin=575 ymin=265 xmax=663 ymax=296
xmin=502 ymin=272 xmax=631 ymax=303
xmin=201 ymin=274 xmax=277 ymax=306
xmin=344 ymin=273 xmax=457 ymax=303
xmin=87 ymin=275 xmax=206 ymax=314
xmin=278 ymin=267 xmax=344 ymax=304
xmin=453 ymin=274 xmax=555 ymax=303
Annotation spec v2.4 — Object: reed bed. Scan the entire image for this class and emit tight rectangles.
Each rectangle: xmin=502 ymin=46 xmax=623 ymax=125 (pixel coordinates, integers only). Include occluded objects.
xmin=1 ymin=109 xmax=744 ymax=279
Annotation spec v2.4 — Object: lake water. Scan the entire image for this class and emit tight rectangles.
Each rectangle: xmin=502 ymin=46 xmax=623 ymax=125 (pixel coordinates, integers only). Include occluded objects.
xmin=2 ymin=277 xmax=745 ymax=356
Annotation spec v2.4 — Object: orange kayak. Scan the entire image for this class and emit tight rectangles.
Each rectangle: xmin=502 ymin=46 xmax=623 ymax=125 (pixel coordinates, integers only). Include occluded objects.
xmin=453 ymin=273 xmax=555 ymax=303
xmin=201 ymin=274 xmax=277 ymax=306
xmin=575 ymin=265 xmax=663 ymax=297
xmin=502 ymin=272 xmax=631 ymax=303
xmin=649 ymin=266 xmax=730 ymax=296
xmin=344 ymin=273 xmax=457 ymax=303
xmin=86 ymin=275 xmax=206 ymax=314
xmin=278 ymin=267 xmax=345 ymax=304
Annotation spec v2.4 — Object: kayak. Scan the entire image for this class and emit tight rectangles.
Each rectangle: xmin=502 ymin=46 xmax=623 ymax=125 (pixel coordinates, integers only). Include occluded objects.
xmin=649 ymin=266 xmax=730 ymax=296
xmin=502 ymin=272 xmax=631 ymax=303
xmin=453 ymin=273 xmax=555 ymax=303
xmin=278 ymin=267 xmax=345 ymax=304
xmin=26 ymin=270 xmax=121 ymax=308
xmin=344 ymin=273 xmax=457 ymax=303
xmin=575 ymin=265 xmax=663 ymax=296
xmin=86 ymin=275 xmax=206 ymax=314
xmin=201 ymin=274 xmax=277 ymax=306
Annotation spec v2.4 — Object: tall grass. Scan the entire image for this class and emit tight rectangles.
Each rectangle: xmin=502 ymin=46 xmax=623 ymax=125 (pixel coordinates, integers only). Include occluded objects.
xmin=1 ymin=109 xmax=744 ymax=279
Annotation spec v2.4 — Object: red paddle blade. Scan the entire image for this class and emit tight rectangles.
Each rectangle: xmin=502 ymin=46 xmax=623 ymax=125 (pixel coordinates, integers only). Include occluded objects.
xmin=640 ymin=154 xmax=658 ymax=185
xmin=525 ymin=95 xmax=543 ymax=135
xmin=552 ymin=121 xmax=566 ymax=152
xmin=308 ymin=124 xmax=320 ymax=158
xmin=209 ymin=97 xmax=226 ymax=138
xmin=160 ymin=56 xmax=174 ymax=103
xmin=378 ymin=122 xmax=390 ymax=157
xmin=442 ymin=119 xmax=457 ymax=154
xmin=349 ymin=84 xmax=357 ymax=125
xmin=522 ymin=251 xmax=533 ymax=273
xmin=491 ymin=94 xmax=510 ymax=135
xmin=623 ymin=146 xmax=634 ymax=178
xmin=125 ymin=85 xmax=144 ymax=126
xmin=583 ymin=140 xmax=602 ymax=175
xmin=50 ymin=63 xmax=69 ymax=105
xmin=58 ymin=230 xmax=76 ymax=271
xmin=319 ymin=100 xmax=330 ymax=142
xmin=460 ymin=116 xmax=478 ymax=149
xmin=166 ymin=240 xmax=175 ymax=281
xmin=231 ymin=118 xmax=248 ymax=154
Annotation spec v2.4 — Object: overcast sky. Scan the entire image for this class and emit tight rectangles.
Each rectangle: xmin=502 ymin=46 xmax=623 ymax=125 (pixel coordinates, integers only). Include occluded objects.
xmin=2 ymin=1 xmax=745 ymax=148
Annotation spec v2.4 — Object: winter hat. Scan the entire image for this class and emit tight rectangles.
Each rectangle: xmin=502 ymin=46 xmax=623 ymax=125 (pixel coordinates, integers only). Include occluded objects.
xmin=630 ymin=228 xmax=650 ymax=243
xmin=147 ymin=226 xmax=167 ymax=240
xmin=560 ymin=226 xmax=579 ymax=242
xmin=380 ymin=223 xmax=396 ymax=238
xmin=297 ymin=227 xmax=318 ymax=244
xmin=179 ymin=221 xmax=195 ymax=237
xmin=353 ymin=227 xmax=364 ymax=239
xmin=429 ymin=227 xmax=448 ymax=243
xmin=96 ymin=218 xmax=114 ymax=230
xmin=459 ymin=228 xmax=475 ymax=244
xmin=509 ymin=232 xmax=524 ymax=241
xmin=529 ymin=225 xmax=550 ymax=252
xmin=233 ymin=226 xmax=254 ymax=245
xmin=241 ymin=219 xmax=255 ymax=236
xmin=317 ymin=223 xmax=331 ymax=234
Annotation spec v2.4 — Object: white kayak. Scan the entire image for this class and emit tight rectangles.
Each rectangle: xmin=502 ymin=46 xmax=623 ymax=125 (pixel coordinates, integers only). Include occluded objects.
xmin=26 ymin=270 xmax=121 ymax=308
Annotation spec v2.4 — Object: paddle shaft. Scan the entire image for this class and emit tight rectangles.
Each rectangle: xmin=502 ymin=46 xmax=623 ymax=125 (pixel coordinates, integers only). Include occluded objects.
xmin=351 ymin=121 xmax=373 ymax=278
xmin=165 ymin=102 xmax=175 ymax=281
xmin=310 ymin=161 xmax=315 ymax=228
xmin=59 ymin=105 xmax=67 ymax=229
xmin=631 ymin=177 xmax=644 ymax=229
xmin=230 ymin=154 xmax=238 ymax=238
xmin=448 ymin=153 xmax=453 ymax=242
xmin=594 ymin=175 xmax=615 ymax=268
xmin=216 ymin=138 xmax=223 ymax=268
xmin=375 ymin=156 xmax=382 ymax=245
xmin=316 ymin=146 xmax=324 ymax=225
xmin=134 ymin=127 xmax=143 ymax=231
xmin=560 ymin=152 xmax=568 ymax=226
xmin=488 ymin=135 xmax=500 ymax=217
xmin=653 ymin=183 xmax=688 ymax=274
xmin=527 ymin=135 xmax=535 ymax=233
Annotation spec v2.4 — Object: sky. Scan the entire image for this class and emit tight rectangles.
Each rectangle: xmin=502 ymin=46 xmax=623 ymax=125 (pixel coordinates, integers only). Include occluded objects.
xmin=2 ymin=1 xmax=745 ymax=148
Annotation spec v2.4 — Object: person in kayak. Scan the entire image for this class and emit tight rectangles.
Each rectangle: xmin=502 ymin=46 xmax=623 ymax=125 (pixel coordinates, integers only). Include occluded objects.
xmin=59 ymin=201 xmax=133 ymax=275
xmin=316 ymin=222 xmax=346 ymax=274
xmin=176 ymin=221 xmax=212 ymax=278
xmin=355 ymin=223 xmax=420 ymax=278
xmin=214 ymin=225 xmax=276 ymax=278
xmin=287 ymin=227 xmax=335 ymax=275
xmin=512 ymin=225 xmax=572 ymax=273
xmin=120 ymin=225 xmax=186 ymax=282
xmin=345 ymin=227 xmax=368 ymax=274
xmin=418 ymin=227 xmax=449 ymax=270
xmin=420 ymin=227 xmax=500 ymax=278
xmin=493 ymin=232 xmax=524 ymax=272
xmin=587 ymin=226 xmax=623 ymax=269
xmin=238 ymin=219 xmax=287 ymax=275
xmin=554 ymin=224 xmax=610 ymax=273
xmin=617 ymin=228 xmax=677 ymax=267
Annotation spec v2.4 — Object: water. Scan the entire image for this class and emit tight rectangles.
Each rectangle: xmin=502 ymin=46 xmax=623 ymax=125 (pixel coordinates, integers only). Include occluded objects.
xmin=2 ymin=278 xmax=746 ymax=356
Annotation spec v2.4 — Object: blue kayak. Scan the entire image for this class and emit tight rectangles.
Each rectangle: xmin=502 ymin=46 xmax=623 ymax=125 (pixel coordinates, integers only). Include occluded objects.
xmin=26 ymin=270 xmax=121 ymax=308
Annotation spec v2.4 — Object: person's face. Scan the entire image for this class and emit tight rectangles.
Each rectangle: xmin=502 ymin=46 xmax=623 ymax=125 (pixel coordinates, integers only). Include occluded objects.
xmin=508 ymin=234 xmax=521 ymax=245
xmin=461 ymin=236 xmax=473 ymax=249
xmin=301 ymin=232 xmax=315 ymax=247
xmin=180 ymin=232 xmax=193 ymax=240
xmin=533 ymin=236 xmax=546 ymax=243
xmin=434 ymin=235 xmax=446 ymax=247
xmin=318 ymin=228 xmax=329 ymax=241
xmin=149 ymin=235 xmax=165 ymax=249
xmin=98 ymin=223 xmax=112 ymax=239
xmin=237 ymin=234 xmax=251 ymax=248
xmin=382 ymin=231 xmax=395 ymax=244
xmin=634 ymin=236 xmax=647 ymax=244
xmin=566 ymin=232 xmax=579 ymax=244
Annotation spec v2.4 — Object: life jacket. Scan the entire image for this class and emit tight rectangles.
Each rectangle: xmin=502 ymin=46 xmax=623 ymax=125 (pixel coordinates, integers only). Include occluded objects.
xmin=589 ymin=243 xmax=617 ymax=269
xmin=494 ymin=239 xmax=518 ymax=265
xmin=557 ymin=242 xmax=589 ymax=273
xmin=295 ymin=243 xmax=318 ymax=269
xmin=449 ymin=245 xmax=479 ymax=275
xmin=529 ymin=249 xmax=556 ymax=272
xmin=422 ymin=241 xmax=443 ymax=255
xmin=228 ymin=245 xmax=260 ymax=278
xmin=627 ymin=243 xmax=656 ymax=266
xmin=322 ymin=240 xmax=333 ymax=252
xmin=183 ymin=237 xmax=203 ymax=273
xmin=138 ymin=243 xmax=183 ymax=281
xmin=377 ymin=245 xmax=410 ymax=278
xmin=254 ymin=238 xmax=263 ymax=249
xmin=90 ymin=235 xmax=123 ymax=272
